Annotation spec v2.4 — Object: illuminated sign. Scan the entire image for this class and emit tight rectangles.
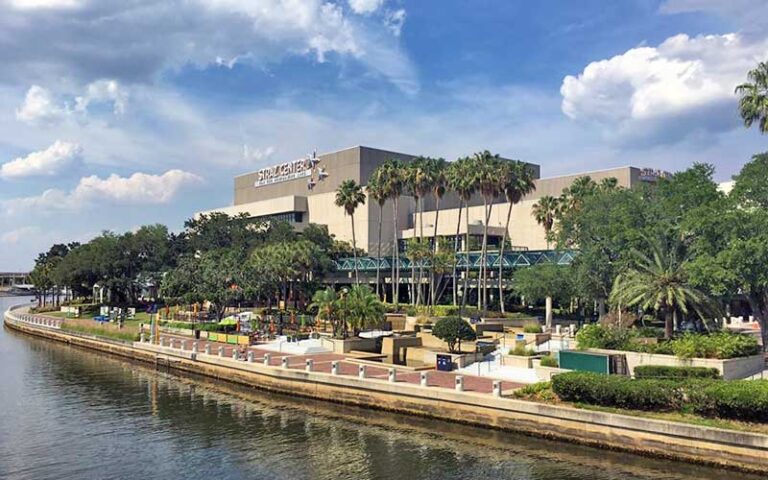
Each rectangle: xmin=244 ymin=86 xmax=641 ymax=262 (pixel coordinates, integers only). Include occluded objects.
xmin=638 ymin=168 xmax=671 ymax=182
xmin=254 ymin=154 xmax=318 ymax=188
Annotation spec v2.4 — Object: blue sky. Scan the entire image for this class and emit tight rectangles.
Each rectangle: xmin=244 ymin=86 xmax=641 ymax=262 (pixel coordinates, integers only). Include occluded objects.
xmin=0 ymin=0 xmax=766 ymax=270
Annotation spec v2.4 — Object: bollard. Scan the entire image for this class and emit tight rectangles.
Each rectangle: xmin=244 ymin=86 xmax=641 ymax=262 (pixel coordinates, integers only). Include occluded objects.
xmin=181 ymin=340 xmax=188 ymax=351
xmin=358 ymin=365 xmax=366 ymax=379
xmin=232 ymin=350 xmax=239 ymax=360
xmin=569 ymin=324 xmax=576 ymax=337
xmin=455 ymin=375 xmax=464 ymax=392
xmin=281 ymin=357 xmax=289 ymax=369
xmin=192 ymin=341 xmax=199 ymax=354
xmin=555 ymin=325 xmax=562 ymax=335
xmin=140 ymin=332 xmax=146 ymax=343
xmin=204 ymin=344 xmax=211 ymax=355
xmin=305 ymin=359 xmax=313 ymax=373
xmin=388 ymin=368 xmax=396 ymax=383
xmin=218 ymin=346 xmax=224 ymax=357
xmin=331 ymin=361 xmax=339 ymax=376
xmin=263 ymin=353 xmax=271 ymax=366
xmin=247 ymin=351 xmax=254 ymax=363
xmin=492 ymin=380 xmax=502 ymax=398
xmin=160 ymin=336 xmax=166 ymax=346
xmin=420 ymin=372 xmax=428 ymax=387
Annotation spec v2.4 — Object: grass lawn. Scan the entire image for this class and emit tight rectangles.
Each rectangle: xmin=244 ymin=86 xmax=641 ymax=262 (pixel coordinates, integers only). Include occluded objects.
xmin=60 ymin=321 xmax=139 ymax=343
xmin=513 ymin=382 xmax=768 ymax=434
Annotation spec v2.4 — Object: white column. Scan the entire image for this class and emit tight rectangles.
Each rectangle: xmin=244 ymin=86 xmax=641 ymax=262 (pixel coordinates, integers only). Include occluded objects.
xmin=263 ymin=353 xmax=271 ymax=366
xmin=247 ymin=351 xmax=254 ymax=363
xmin=281 ymin=357 xmax=289 ymax=369
xmin=305 ymin=359 xmax=313 ymax=372
xmin=455 ymin=375 xmax=464 ymax=392
xmin=492 ymin=380 xmax=502 ymax=397
xmin=232 ymin=350 xmax=239 ymax=360
xmin=192 ymin=341 xmax=199 ymax=354
xmin=358 ymin=365 xmax=366 ymax=379
xmin=218 ymin=346 xmax=224 ymax=357
xmin=331 ymin=361 xmax=339 ymax=375
xmin=420 ymin=371 xmax=428 ymax=387
xmin=388 ymin=368 xmax=396 ymax=383
xmin=204 ymin=344 xmax=211 ymax=355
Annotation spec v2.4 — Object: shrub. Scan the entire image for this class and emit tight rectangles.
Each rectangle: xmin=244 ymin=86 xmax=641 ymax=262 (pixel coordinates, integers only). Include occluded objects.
xmin=690 ymin=380 xmax=768 ymax=422
xmin=513 ymin=381 xmax=553 ymax=400
xmin=670 ymin=332 xmax=760 ymax=360
xmin=552 ymin=372 xmax=685 ymax=411
xmin=509 ymin=344 xmax=538 ymax=356
xmin=634 ymin=365 xmax=720 ymax=380
xmin=635 ymin=326 xmax=664 ymax=339
xmin=431 ymin=316 xmax=476 ymax=353
xmin=523 ymin=323 xmax=542 ymax=334
xmin=576 ymin=324 xmax=637 ymax=350
xmin=539 ymin=355 xmax=559 ymax=368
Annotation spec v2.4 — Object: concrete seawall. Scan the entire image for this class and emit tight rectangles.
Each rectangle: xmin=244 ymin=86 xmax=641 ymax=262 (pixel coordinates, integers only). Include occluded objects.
xmin=5 ymin=309 xmax=768 ymax=474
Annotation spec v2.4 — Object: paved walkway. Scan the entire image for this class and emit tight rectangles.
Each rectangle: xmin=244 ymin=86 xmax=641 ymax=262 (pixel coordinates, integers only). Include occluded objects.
xmin=158 ymin=333 xmax=524 ymax=394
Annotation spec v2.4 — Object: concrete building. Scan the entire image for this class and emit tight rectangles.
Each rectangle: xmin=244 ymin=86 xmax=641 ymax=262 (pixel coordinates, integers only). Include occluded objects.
xmin=201 ymin=145 xmax=667 ymax=254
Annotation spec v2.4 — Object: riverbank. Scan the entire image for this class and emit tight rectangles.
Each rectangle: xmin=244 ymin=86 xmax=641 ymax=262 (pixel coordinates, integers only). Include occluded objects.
xmin=5 ymin=305 xmax=768 ymax=474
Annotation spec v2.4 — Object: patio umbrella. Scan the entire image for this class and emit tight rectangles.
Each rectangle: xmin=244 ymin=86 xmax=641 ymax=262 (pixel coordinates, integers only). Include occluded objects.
xmin=219 ymin=317 xmax=238 ymax=326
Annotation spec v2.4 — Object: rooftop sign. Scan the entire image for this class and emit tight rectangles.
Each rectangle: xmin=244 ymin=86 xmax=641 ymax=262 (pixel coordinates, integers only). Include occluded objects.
xmin=254 ymin=154 xmax=318 ymax=188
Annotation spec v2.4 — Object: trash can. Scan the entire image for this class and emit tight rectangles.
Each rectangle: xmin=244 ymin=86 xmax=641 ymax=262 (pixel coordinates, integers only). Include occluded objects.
xmin=436 ymin=354 xmax=453 ymax=372
xmin=194 ymin=329 xmax=200 ymax=340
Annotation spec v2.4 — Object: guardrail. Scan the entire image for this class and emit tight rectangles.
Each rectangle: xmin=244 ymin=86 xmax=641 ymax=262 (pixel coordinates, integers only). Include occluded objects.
xmin=4 ymin=305 xmax=62 ymax=330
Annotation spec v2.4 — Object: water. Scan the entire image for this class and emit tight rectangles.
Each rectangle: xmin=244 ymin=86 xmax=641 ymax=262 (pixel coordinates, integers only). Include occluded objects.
xmin=0 ymin=296 xmax=757 ymax=480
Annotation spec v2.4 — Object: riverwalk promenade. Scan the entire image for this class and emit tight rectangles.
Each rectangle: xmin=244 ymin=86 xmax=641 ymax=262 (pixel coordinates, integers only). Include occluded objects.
xmin=5 ymin=304 xmax=768 ymax=474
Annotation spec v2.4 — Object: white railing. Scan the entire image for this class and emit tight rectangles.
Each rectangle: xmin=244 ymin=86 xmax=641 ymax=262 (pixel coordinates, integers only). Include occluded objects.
xmin=4 ymin=305 xmax=62 ymax=330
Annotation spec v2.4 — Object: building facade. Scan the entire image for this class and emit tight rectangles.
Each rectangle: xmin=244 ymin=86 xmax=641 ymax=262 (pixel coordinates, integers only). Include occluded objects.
xmin=201 ymin=145 xmax=664 ymax=254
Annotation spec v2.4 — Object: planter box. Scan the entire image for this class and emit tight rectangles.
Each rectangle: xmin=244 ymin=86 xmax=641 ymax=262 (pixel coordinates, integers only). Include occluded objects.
xmin=534 ymin=364 xmax=571 ymax=381
xmin=586 ymin=348 xmax=765 ymax=380
xmin=323 ymin=337 xmax=378 ymax=354
xmin=420 ymin=350 xmax=483 ymax=369
xmin=519 ymin=332 xmax=551 ymax=346
xmin=502 ymin=354 xmax=540 ymax=369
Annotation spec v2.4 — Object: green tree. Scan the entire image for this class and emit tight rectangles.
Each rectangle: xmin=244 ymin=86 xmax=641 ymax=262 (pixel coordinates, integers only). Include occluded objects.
xmin=310 ymin=287 xmax=342 ymax=338
xmin=335 ymin=179 xmax=366 ymax=284
xmin=532 ymin=195 xmax=560 ymax=248
xmin=735 ymin=61 xmax=768 ymax=134
xmin=514 ymin=264 xmax=574 ymax=328
xmin=731 ymin=152 xmax=768 ymax=209
xmin=431 ymin=316 xmax=477 ymax=353
xmin=446 ymin=156 xmax=477 ymax=308
xmin=498 ymin=160 xmax=536 ymax=313
xmin=379 ymin=159 xmax=406 ymax=307
xmin=472 ymin=150 xmax=504 ymax=311
xmin=343 ymin=285 xmax=385 ymax=335
xmin=610 ymin=236 xmax=717 ymax=339
xmin=428 ymin=157 xmax=447 ymax=308
xmin=367 ymin=170 xmax=388 ymax=299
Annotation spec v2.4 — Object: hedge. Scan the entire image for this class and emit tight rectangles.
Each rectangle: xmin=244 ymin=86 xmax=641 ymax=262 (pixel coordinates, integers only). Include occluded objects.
xmin=552 ymin=371 xmax=768 ymax=422
xmin=551 ymin=371 xmax=685 ymax=411
xmin=634 ymin=365 xmax=720 ymax=380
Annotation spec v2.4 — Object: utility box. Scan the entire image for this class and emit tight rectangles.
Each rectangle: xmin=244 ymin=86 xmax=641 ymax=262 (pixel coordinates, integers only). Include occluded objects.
xmin=559 ymin=350 xmax=627 ymax=374
xmin=436 ymin=354 xmax=453 ymax=372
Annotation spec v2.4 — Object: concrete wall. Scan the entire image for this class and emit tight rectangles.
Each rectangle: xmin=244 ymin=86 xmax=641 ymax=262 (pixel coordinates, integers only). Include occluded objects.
xmin=6 ymin=313 xmax=768 ymax=474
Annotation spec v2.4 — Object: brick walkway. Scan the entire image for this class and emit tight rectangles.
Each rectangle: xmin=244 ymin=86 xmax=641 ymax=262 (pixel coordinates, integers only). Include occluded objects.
xmin=158 ymin=334 xmax=524 ymax=395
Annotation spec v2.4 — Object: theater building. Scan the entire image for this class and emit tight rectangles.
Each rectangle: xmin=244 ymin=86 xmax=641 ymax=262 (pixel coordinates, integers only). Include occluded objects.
xmin=200 ymin=145 xmax=665 ymax=255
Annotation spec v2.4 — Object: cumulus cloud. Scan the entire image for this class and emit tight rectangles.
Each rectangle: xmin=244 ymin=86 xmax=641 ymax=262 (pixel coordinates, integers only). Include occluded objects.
xmin=15 ymin=85 xmax=64 ymax=125
xmin=560 ymin=33 xmax=768 ymax=144
xmin=348 ymin=0 xmax=384 ymax=15
xmin=74 ymin=79 xmax=128 ymax=115
xmin=0 ymin=0 xmax=416 ymax=93
xmin=3 ymin=169 xmax=203 ymax=214
xmin=1 ymin=141 xmax=82 ymax=179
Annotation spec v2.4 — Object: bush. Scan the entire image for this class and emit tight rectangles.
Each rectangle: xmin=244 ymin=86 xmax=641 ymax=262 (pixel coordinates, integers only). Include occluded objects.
xmin=670 ymin=332 xmax=760 ymax=359
xmin=509 ymin=344 xmax=538 ymax=356
xmin=576 ymin=324 xmax=637 ymax=350
xmin=552 ymin=372 xmax=685 ymax=411
xmin=513 ymin=381 xmax=554 ymax=401
xmin=523 ymin=323 xmax=542 ymax=334
xmin=431 ymin=316 xmax=476 ymax=353
xmin=540 ymin=355 xmax=559 ymax=368
xmin=690 ymin=380 xmax=768 ymax=422
xmin=634 ymin=365 xmax=720 ymax=380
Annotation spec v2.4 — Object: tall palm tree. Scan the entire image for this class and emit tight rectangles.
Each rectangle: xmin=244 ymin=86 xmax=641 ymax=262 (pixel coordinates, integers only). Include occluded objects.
xmin=532 ymin=195 xmax=560 ymax=249
xmin=446 ymin=157 xmax=478 ymax=309
xmin=367 ymin=172 xmax=387 ymax=300
xmin=429 ymin=157 xmax=447 ymax=308
xmin=335 ymin=179 xmax=366 ymax=285
xmin=735 ymin=61 xmax=768 ymax=134
xmin=610 ymin=237 xmax=717 ymax=339
xmin=498 ymin=160 xmax=536 ymax=313
xmin=473 ymin=151 xmax=503 ymax=311
xmin=380 ymin=159 xmax=405 ymax=307
xmin=405 ymin=157 xmax=433 ymax=306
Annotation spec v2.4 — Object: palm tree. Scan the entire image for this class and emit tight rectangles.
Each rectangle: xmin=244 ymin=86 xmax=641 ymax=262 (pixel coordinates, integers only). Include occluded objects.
xmin=429 ymin=157 xmax=447 ymax=308
xmin=736 ymin=61 xmax=768 ymax=133
xmin=405 ymin=157 xmax=433 ymax=306
xmin=609 ymin=237 xmax=717 ymax=339
xmin=335 ymin=179 xmax=366 ymax=284
xmin=367 ymin=172 xmax=388 ymax=300
xmin=344 ymin=285 xmax=385 ymax=336
xmin=447 ymin=157 xmax=478 ymax=309
xmin=310 ymin=287 xmax=340 ymax=337
xmin=498 ymin=160 xmax=536 ymax=313
xmin=473 ymin=151 xmax=503 ymax=311
xmin=380 ymin=159 xmax=405 ymax=307
xmin=532 ymin=195 xmax=560 ymax=248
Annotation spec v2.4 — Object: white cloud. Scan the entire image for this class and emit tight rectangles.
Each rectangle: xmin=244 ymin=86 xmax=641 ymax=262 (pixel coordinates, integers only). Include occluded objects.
xmin=348 ymin=0 xmax=383 ymax=15
xmin=1 ymin=140 xmax=82 ymax=179
xmin=9 ymin=0 xmax=82 ymax=9
xmin=74 ymin=79 xmax=128 ymax=115
xmin=15 ymin=85 xmax=64 ymax=125
xmin=384 ymin=9 xmax=406 ymax=37
xmin=0 ymin=226 xmax=40 ymax=244
xmin=560 ymin=33 xmax=768 ymax=144
xmin=3 ymin=169 xmax=203 ymax=214
xmin=243 ymin=145 xmax=276 ymax=162
xmin=0 ymin=0 xmax=416 ymax=93
xmin=660 ymin=0 xmax=768 ymax=30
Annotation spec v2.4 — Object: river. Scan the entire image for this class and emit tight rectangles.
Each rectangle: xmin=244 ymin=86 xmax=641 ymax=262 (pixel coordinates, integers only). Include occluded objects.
xmin=0 ymin=296 xmax=758 ymax=480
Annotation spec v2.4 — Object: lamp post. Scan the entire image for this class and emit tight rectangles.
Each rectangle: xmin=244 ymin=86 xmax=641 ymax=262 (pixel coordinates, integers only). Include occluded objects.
xmin=340 ymin=287 xmax=349 ymax=338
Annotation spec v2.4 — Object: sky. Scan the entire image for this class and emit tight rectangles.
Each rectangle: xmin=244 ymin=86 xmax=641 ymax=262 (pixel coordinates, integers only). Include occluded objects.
xmin=0 ymin=0 xmax=766 ymax=270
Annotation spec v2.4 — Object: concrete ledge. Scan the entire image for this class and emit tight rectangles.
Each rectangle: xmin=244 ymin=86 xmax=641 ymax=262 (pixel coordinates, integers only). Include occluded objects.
xmin=6 ymin=311 xmax=768 ymax=474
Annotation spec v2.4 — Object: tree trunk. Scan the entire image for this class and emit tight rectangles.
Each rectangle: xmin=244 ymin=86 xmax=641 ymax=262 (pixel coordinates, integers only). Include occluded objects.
xmin=478 ymin=196 xmax=488 ymax=311
xmin=430 ymin=196 xmax=441 ymax=311
xmin=545 ymin=296 xmax=553 ymax=329
xmin=452 ymin=202 xmax=462 ymax=307
xmin=393 ymin=196 xmax=400 ymax=308
xmin=498 ymin=201 xmax=513 ymax=314
xmin=351 ymin=212 xmax=359 ymax=285
xmin=417 ymin=196 xmax=423 ymax=306
xmin=664 ymin=307 xmax=673 ymax=339
xmin=461 ymin=200 xmax=471 ymax=310
xmin=376 ymin=202 xmax=383 ymax=300
xmin=748 ymin=292 xmax=768 ymax=352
